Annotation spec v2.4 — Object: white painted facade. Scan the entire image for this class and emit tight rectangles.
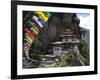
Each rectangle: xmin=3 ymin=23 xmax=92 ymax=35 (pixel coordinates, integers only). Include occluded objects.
xmin=53 ymin=47 xmax=62 ymax=56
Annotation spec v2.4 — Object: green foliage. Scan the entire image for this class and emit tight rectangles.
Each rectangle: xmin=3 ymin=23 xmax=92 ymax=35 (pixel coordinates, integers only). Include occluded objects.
xmin=37 ymin=64 xmax=45 ymax=68
xmin=29 ymin=40 xmax=43 ymax=62
xmin=79 ymin=40 xmax=89 ymax=65
xmin=29 ymin=39 xmax=43 ymax=54
xmin=32 ymin=39 xmax=42 ymax=49
xmin=55 ymin=52 xmax=83 ymax=67
xmin=55 ymin=53 xmax=71 ymax=67
xmin=58 ymin=54 xmax=68 ymax=67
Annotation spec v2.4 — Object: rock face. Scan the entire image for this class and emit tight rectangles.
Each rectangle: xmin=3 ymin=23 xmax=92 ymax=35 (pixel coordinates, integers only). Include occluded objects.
xmin=30 ymin=13 xmax=81 ymax=53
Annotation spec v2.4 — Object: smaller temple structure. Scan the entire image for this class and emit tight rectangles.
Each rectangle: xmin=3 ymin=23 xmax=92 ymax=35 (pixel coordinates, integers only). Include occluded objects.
xmin=50 ymin=41 xmax=64 ymax=57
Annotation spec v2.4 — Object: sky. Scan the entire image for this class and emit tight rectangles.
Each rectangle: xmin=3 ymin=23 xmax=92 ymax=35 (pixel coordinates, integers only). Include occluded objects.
xmin=77 ymin=13 xmax=90 ymax=30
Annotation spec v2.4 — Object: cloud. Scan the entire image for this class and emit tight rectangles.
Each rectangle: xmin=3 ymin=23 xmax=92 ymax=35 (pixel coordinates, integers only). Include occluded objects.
xmin=78 ymin=15 xmax=90 ymax=30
